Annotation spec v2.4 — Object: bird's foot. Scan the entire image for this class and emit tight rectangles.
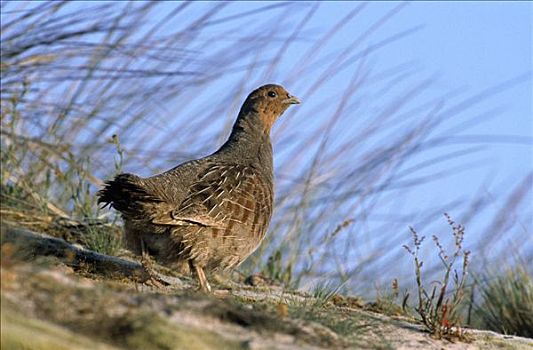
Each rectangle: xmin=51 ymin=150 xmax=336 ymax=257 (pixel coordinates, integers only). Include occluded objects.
xmin=141 ymin=252 xmax=171 ymax=289
xmin=196 ymin=269 xmax=212 ymax=293
xmin=189 ymin=261 xmax=212 ymax=293
xmin=244 ymin=273 xmax=274 ymax=287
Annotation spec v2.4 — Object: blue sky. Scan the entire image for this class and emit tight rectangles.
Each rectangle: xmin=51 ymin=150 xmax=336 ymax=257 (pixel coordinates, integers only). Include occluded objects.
xmin=294 ymin=2 xmax=532 ymax=181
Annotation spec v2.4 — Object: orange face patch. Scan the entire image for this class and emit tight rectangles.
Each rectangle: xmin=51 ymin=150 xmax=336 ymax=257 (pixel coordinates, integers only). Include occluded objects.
xmin=240 ymin=84 xmax=300 ymax=132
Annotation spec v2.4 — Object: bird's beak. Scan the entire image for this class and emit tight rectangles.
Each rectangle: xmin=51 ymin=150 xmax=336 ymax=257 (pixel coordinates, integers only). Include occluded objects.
xmin=283 ymin=95 xmax=301 ymax=105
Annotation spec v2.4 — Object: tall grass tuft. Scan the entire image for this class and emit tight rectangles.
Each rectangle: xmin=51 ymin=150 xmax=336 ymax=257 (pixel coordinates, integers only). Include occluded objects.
xmin=472 ymin=263 xmax=533 ymax=338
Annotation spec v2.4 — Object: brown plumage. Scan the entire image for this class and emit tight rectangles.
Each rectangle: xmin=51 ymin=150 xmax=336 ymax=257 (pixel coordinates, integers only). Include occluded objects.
xmin=98 ymin=84 xmax=300 ymax=292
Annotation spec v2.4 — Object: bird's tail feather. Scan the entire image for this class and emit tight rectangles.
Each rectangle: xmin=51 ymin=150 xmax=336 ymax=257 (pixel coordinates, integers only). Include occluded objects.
xmin=97 ymin=173 xmax=162 ymax=215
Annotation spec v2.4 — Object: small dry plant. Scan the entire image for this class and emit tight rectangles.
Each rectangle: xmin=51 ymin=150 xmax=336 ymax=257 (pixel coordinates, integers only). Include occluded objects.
xmin=404 ymin=213 xmax=471 ymax=340
xmin=368 ymin=278 xmax=411 ymax=317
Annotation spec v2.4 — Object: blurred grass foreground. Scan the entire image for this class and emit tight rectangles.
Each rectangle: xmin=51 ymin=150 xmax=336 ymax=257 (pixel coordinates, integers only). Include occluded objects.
xmin=1 ymin=1 xmax=532 ymax=337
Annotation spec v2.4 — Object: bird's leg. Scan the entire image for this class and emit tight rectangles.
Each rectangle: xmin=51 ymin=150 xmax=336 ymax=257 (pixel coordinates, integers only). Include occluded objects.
xmin=140 ymin=239 xmax=169 ymax=288
xmin=189 ymin=260 xmax=211 ymax=293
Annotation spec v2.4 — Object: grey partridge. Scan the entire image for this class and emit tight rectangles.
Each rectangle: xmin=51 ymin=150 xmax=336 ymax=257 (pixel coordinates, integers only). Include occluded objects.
xmin=98 ymin=84 xmax=300 ymax=292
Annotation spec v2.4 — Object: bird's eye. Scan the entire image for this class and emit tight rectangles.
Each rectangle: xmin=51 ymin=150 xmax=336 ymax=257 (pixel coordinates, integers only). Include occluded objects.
xmin=268 ymin=91 xmax=277 ymax=98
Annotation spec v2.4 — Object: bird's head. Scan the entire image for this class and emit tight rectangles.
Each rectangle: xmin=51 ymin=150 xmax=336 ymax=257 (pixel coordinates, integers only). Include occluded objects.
xmin=239 ymin=84 xmax=300 ymax=132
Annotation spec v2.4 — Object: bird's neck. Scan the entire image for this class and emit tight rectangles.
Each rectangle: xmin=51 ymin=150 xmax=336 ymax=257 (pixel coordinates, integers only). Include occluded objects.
xmin=231 ymin=111 xmax=270 ymax=141
xmin=218 ymin=111 xmax=273 ymax=171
